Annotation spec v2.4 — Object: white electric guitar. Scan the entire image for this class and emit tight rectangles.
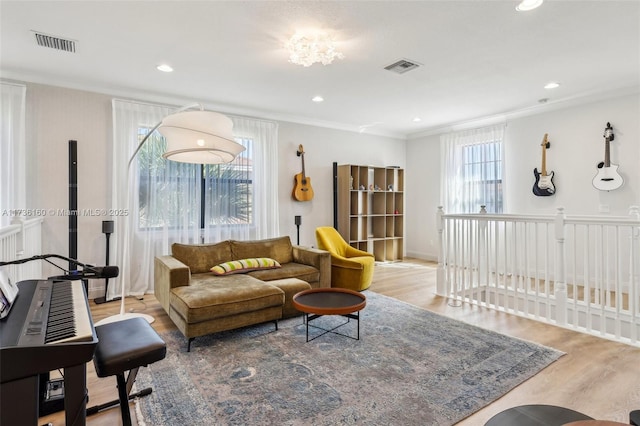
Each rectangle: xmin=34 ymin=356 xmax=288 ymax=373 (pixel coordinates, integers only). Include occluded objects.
xmin=592 ymin=122 xmax=623 ymax=191
xmin=533 ymin=133 xmax=555 ymax=196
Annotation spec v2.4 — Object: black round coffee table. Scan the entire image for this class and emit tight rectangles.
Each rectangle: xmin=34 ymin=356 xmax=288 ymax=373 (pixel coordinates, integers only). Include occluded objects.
xmin=485 ymin=404 xmax=594 ymax=426
xmin=292 ymin=288 xmax=366 ymax=342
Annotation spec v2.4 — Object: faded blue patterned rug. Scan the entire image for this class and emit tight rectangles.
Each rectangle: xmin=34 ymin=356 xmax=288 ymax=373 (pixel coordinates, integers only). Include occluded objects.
xmin=135 ymin=291 xmax=563 ymax=425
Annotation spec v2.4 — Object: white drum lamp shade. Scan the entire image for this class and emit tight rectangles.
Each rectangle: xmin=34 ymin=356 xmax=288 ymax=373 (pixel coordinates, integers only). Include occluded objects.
xmin=159 ymin=110 xmax=245 ymax=164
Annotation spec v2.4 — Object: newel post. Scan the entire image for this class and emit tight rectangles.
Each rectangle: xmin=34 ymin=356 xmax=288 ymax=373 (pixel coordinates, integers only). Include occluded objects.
xmin=436 ymin=206 xmax=446 ymax=296
xmin=554 ymin=207 xmax=567 ymax=326
xmin=629 ymin=206 xmax=639 ymax=341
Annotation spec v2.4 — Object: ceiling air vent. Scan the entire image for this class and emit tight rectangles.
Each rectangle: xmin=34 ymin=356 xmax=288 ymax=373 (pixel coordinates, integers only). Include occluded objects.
xmin=384 ymin=59 xmax=420 ymax=74
xmin=33 ymin=31 xmax=76 ymax=53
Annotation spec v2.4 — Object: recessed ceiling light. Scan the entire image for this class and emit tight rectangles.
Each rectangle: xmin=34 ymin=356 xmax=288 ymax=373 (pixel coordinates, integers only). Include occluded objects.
xmin=412 ymin=117 xmax=422 ymax=122
xmin=516 ymin=0 xmax=543 ymax=11
xmin=156 ymin=64 xmax=173 ymax=72
xmin=312 ymin=96 xmax=324 ymax=102
xmin=544 ymin=82 xmax=560 ymax=89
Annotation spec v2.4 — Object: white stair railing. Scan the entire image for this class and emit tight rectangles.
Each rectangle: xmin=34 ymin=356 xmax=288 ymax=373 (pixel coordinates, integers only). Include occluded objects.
xmin=437 ymin=206 xmax=640 ymax=346
xmin=0 ymin=217 xmax=44 ymax=282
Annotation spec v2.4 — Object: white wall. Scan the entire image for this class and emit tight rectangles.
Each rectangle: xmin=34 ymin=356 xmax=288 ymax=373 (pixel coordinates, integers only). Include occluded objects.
xmin=407 ymin=92 xmax=640 ymax=261
xmin=405 ymin=132 xmax=440 ymax=260
xmin=505 ymin=94 xmax=639 ymax=215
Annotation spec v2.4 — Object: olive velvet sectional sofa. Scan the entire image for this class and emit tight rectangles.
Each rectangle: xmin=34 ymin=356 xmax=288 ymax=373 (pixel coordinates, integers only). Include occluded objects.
xmin=154 ymin=236 xmax=330 ymax=351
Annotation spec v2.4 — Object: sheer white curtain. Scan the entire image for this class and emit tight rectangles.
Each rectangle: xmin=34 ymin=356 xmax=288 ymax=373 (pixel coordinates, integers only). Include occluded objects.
xmin=110 ymin=99 xmax=279 ymax=298
xmin=110 ymin=99 xmax=173 ymax=298
xmin=0 ymin=82 xmax=26 ymax=227
xmin=440 ymin=124 xmax=505 ymax=214
xmin=220 ymin=115 xmax=279 ymax=240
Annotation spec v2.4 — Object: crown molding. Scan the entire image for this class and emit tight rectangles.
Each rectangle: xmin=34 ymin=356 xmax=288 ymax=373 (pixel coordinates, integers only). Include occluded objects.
xmin=406 ymin=84 xmax=640 ymax=140
xmin=4 ymin=69 xmax=636 ymax=143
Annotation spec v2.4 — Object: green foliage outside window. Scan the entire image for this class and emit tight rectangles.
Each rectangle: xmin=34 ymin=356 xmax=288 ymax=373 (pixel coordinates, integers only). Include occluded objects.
xmin=136 ymin=129 xmax=253 ymax=229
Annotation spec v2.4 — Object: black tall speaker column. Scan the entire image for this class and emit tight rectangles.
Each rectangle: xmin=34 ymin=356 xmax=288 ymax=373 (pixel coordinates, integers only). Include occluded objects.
xmin=69 ymin=140 xmax=78 ymax=270
xmin=94 ymin=220 xmax=115 ymax=304
xmin=69 ymin=140 xmax=90 ymax=297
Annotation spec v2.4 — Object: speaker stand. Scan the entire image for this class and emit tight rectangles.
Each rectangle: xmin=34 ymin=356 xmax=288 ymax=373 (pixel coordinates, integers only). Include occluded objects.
xmin=95 ymin=221 xmax=117 ymax=304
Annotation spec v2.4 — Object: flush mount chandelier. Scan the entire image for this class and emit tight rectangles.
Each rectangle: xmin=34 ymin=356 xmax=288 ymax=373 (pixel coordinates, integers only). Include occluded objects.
xmin=286 ymin=30 xmax=344 ymax=67
xmin=516 ymin=0 xmax=543 ymax=11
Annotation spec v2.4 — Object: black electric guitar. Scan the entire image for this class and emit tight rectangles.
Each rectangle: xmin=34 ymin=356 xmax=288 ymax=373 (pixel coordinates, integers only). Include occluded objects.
xmin=292 ymin=144 xmax=314 ymax=201
xmin=592 ymin=122 xmax=623 ymax=191
xmin=533 ymin=133 xmax=555 ymax=196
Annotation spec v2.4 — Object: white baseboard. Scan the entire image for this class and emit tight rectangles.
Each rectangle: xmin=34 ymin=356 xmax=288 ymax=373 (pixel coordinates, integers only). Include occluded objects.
xmin=405 ymin=250 xmax=437 ymax=262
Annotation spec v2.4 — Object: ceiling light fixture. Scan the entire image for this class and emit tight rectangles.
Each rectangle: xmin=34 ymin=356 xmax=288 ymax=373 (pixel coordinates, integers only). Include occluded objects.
xmin=157 ymin=64 xmax=173 ymax=72
xmin=286 ymin=30 xmax=344 ymax=67
xmin=413 ymin=117 xmax=422 ymax=123
xmin=516 ymin=0 xmax=543 ymax=11
xmin=544 ymin=82 xmax=560 ymax=89
xmin=312 ymin=96 xmax=324 ymax=102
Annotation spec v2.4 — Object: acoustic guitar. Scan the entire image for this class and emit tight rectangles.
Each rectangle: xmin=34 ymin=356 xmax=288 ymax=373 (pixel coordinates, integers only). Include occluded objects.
xmin=292 ymin=144 xmax=314 ymax=201
xmin=592 ymin=122 xmax=623 ymax=191
xmin=533 ymin=133 xmax=555 ymax=196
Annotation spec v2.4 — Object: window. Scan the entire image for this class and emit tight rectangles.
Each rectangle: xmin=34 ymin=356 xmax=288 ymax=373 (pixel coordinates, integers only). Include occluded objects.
xmin=461 ymin=141 xmax=503 ymax=213
xmin=202 ymin=137 xmax=253 ymax=227
xmin=441 ymin=124 xmax=505 ymax=214
xmin=137 ymin=130 xmax=253 ymax=230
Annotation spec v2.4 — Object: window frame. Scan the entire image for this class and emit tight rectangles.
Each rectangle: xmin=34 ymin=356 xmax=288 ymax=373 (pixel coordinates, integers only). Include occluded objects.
xmin=459 ymin=139 xmax=504 ymax=214
xmin=135 ymin=131 xmax=254 ymax=231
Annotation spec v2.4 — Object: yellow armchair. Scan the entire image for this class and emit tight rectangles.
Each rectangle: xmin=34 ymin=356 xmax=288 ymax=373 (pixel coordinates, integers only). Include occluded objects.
xmin=315 ymin=226 xmax=375 ymax=291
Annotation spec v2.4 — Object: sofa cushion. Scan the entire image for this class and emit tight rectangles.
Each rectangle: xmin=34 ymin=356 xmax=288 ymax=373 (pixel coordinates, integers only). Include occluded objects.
xmin=230 ymin=236 xmax=293 ymax=264
xmin=210 ymin=258 xmax=281 ymax=275
xmin=171 ymin=274 xmax=284 ymax=324
xmin=172 ymin=241 xmax=232 ymax=274
xmin=266 ymin=278 xmax=311 ymax=318
xmin=247 ymin=262 xmax=319 ymax=284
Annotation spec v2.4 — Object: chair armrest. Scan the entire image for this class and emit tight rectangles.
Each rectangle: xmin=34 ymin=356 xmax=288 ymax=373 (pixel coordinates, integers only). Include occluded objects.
xmin=345 ymin=245 xmax=375 ymax=259
xmin=292 ymin=245 xmax=331 ymax=288
xmin=331 ymin=254 xmax=368 ymax=270
xmin=154 ymin=255 xmax=190 ymax=313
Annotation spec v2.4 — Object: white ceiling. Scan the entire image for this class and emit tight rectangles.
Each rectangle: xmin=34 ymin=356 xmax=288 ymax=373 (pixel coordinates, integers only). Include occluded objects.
xmin=1 ymin=1 xmax=639 ymax=139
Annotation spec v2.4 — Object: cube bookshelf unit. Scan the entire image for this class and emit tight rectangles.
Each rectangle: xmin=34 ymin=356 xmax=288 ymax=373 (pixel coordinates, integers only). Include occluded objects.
xmin=336 ymin=164 xmax=404 ymax=262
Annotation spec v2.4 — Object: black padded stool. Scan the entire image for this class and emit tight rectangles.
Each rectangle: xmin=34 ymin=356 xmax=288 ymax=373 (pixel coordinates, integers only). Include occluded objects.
xmin=89 ymin=317 xmax=166 ymax=426
xmin=631 ymin=410 xmax=640 ymax=426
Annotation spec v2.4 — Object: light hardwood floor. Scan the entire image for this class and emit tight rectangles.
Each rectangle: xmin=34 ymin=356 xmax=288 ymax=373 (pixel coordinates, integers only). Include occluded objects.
xmin=41 ymin=258 xmax=639 ymax=425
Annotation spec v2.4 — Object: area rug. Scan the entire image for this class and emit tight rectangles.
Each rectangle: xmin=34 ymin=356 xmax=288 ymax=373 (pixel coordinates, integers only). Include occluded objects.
xmin=135 ymin=291 xmax=563 ymax=426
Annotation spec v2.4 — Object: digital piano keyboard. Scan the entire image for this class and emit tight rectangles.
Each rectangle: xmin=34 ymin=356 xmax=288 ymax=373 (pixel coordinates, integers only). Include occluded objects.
xmin=0 ymin=279 xmax=98 ymax=426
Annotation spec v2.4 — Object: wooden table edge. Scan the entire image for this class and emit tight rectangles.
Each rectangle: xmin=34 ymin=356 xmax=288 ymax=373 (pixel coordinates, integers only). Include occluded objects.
xmin=292 ymin=288 xmax=366 ymax=316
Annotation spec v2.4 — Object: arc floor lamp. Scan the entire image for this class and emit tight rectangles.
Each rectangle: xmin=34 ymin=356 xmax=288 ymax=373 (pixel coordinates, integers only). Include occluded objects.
xmin=95 ymin=104 xmax=245 ymax=326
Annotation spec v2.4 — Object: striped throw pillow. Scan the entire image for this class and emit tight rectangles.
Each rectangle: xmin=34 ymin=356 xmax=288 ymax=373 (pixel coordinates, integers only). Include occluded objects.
xmin=210 ymin=258 xmax=281 ymax=276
